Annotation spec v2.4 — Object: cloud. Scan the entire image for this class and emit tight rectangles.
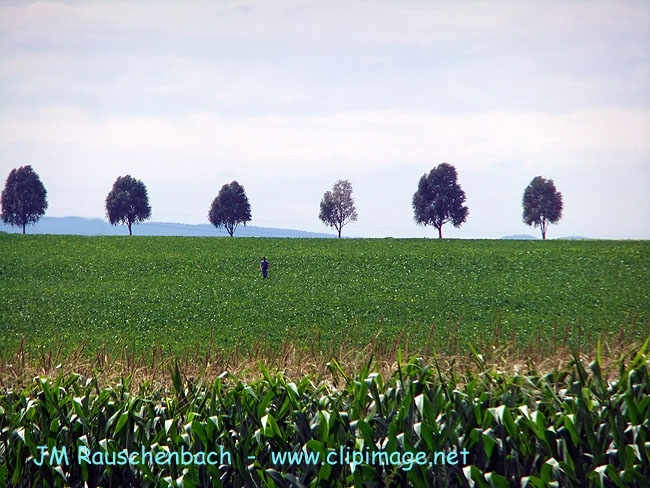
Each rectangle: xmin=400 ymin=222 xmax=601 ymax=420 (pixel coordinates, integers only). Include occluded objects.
xmin=2 ymin=106 xmax=648 ymax=171
xmin=2 ymin=0 xmax=648 ymax=121
xmin=2 ymin=0 xmax=648 ymax=45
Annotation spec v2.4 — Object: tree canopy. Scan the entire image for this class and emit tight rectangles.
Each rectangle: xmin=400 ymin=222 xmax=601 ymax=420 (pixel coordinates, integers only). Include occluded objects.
xmin=319 ymin=179 xmax=358 ymax=238
xmin=412 ymin=163 xmax=468 ymax=238
xmin=522 ymin=176 xmax=563 ymax=239
xmin=208 ymin=181 xmax=252 ymax=236
xmin=1 ymin=165 xmax=48 ymax=234
xmin=105 ymin=175 xmax=152 ymax=235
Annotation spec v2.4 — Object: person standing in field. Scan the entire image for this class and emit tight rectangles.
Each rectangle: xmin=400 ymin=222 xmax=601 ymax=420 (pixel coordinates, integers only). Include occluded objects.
xmin=260 ymin=256 xmax=270 ymax=278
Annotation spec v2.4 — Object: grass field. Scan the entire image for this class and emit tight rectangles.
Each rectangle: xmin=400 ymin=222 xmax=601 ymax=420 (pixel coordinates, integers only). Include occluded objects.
xmin=1 ymin=234 xmax=648 ymax=359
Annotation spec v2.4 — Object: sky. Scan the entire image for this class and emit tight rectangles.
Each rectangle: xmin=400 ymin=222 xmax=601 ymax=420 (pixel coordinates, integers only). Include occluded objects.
xmin=1 ymin=0 xmax=649 ymax=239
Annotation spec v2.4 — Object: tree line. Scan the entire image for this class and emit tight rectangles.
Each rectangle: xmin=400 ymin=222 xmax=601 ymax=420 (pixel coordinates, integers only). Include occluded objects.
xmin=1 ymin=164 xmax=563 ymax=239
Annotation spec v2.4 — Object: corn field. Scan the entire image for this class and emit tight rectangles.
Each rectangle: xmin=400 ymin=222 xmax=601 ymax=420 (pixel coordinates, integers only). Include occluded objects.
xmin=1 ymin=342 xmax=649 ymax=487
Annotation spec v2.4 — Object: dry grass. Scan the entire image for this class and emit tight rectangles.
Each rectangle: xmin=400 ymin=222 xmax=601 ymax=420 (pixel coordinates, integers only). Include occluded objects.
xmin=1 ymin=319 xmax=645 ymax=391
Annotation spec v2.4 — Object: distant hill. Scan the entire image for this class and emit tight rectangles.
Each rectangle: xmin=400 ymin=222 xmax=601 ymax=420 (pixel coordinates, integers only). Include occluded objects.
xmin=500 ymin=234 xmax=593 ymax=240
xmin=0 ymin=217 xmax=336 ymax=238
xmin=501 ymin=234 xmax=538 ymax=240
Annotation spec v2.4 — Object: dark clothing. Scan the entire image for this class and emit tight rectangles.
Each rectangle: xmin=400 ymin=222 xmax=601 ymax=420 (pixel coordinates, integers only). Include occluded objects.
xmin=260 ymin=260 xmax=269 ymax=278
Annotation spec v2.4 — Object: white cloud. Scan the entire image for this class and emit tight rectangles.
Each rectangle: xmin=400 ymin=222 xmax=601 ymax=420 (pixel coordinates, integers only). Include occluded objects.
xmin=2 ymin=0 xmax=648 ymax=120
xmin=2 ymin=0 xmax=648 ymax=45
xmin=2 ymin=107 xmax=648 ymax=170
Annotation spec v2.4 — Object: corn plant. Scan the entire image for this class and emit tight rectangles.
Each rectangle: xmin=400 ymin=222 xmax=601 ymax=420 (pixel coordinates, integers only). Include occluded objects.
xmin=1 ymin=342 xmax=649 ymax=487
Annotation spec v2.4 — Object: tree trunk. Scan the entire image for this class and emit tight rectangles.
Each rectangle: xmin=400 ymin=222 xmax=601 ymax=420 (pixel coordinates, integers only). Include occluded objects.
xmin=128 ymin=222 xmax=132 ymax=236
xmin=22 ymin=223 xmax=25 ymax=234
xmin=338 ymin=228 xmax=342 ymax=238
xmin=438 ymin=227 xmax=443 ymax=239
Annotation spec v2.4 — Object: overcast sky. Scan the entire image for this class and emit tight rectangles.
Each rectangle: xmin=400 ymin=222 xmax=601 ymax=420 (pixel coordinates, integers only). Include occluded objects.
xmin=1 ymin=0 xmax=649 ymax=238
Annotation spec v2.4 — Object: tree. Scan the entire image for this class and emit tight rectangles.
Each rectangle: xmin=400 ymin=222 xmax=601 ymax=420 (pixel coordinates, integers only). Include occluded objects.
xmin=208 ymin=181 xmax=251 ymax=236
xmin=522 ymin=176 xmax=563 ymax=239
xmin=319 ymin=179 xmax=358 ymax=238
xmin=1 ymin=165 xmax=48 ymax=234
xmin=105 ymin=175 xmax=152 ymax=235
xmin=412 ymin=163 xmax=468 ymax=239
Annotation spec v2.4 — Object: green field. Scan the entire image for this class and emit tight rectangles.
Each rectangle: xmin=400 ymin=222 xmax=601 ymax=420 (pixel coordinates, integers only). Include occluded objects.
xmin=1 ymin=235 xmax=648 ymax=357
